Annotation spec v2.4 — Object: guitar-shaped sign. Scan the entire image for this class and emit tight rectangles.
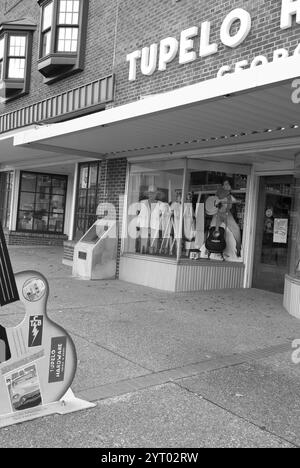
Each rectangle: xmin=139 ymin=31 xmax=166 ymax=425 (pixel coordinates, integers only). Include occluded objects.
xmin=0 ymin=222 xmax=77 ymax=416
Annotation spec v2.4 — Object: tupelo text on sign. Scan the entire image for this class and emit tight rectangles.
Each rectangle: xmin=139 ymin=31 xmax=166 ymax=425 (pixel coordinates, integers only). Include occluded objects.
xmin=126 ymin=0 xmax=300 ymax=81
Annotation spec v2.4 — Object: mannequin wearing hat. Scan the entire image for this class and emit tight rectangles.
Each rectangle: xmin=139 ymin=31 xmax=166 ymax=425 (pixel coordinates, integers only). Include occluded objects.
xmin=212 ymin=179 xmax=242 ymax=257
xmin=136 ymin=185 xmax=162 ymax=254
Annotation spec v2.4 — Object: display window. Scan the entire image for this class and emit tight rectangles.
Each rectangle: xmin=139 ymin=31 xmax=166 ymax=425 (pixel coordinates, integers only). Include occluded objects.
xmin=125 ymin=160 xmax=249 ymax=263
xmin=17 ymin=172 xmax=67 ymax=234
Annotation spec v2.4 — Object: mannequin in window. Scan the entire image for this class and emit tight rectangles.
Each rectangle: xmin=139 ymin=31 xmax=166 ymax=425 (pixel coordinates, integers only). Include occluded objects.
xmin=137 ymin=185 xmax=161 ymax=254
xmin=184 ymin=192 xmax=196 ymax=254
xmin=212 ymin=179 xmax=242 ymax=257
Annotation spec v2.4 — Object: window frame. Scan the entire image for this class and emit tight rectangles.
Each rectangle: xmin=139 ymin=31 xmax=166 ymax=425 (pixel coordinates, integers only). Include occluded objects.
xmin=73 ymin=162 xmax=102 ymax=241
xmin=0 ymin=21 xmax=35 ymax=102
xmin=37 ymin=0 xmax=88 ymax=84
xmin=125 ymin=159 xmax=250 ymax=263
xmin=0 ymin=171 xmax=14 ymax=229
xmin=6 ymin=33 xmax=27 ymax=80
xmin=41 ymin=0 xmax=54 ymax=57
xmin=16 ymin=171 xmax=68 ymax=235
xmin=0 ymin=35 xmax=5 ymax=81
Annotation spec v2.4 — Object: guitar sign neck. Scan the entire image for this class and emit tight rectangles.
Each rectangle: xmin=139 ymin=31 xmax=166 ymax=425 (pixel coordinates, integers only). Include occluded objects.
xmin=0 ymin=224 xmax=19 ymax=307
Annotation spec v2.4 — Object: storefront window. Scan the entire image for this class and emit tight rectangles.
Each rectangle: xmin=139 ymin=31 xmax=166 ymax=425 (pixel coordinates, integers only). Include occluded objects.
xmin=187 ymin=171 xmax=247 ymax=262
xmin=0 ymin=171 xmax=13 ymax=229
xmin=125 ymin=161 xmax=248 ymax=262
xmin=17 ymin=172 xmax=67 ymax=234
xmin=74 ymin=162 xmax=102 ymax=240
xmin=126 ymin=164 xmax=184 ymax=257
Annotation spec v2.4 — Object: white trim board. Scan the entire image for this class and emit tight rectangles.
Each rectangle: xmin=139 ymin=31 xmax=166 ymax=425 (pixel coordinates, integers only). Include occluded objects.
xmin=14 ymin=55 xmax=300 ymax=148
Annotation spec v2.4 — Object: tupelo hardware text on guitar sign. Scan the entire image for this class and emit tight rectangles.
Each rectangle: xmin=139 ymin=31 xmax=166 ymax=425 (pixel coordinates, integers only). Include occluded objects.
xmin=48 ymin=336 xmax=67 ymax=383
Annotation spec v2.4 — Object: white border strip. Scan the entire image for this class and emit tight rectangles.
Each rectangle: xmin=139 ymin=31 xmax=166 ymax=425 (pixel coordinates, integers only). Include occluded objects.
xmin=14 ymin=55 xmax=300 ymax=147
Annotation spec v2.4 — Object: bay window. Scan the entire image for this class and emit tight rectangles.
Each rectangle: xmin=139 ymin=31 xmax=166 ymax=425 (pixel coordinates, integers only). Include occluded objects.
xmin=0 ymin=20 xmax=35 ymax=101
xmin=38 ymin=0 xmax=88 ymax=83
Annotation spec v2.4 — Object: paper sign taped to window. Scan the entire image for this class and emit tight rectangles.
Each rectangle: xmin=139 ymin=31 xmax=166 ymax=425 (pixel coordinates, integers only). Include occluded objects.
xmin=273 ymin=219 xmax=288 ymax=244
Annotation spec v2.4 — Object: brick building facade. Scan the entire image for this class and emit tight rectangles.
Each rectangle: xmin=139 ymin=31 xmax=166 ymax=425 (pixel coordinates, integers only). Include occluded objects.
xmin=1 ymin=0 xmax=300 ymax=317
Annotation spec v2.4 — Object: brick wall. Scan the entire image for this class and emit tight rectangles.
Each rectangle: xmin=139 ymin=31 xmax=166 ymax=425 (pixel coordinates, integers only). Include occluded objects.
xmin=63 ymin=240 xmax=75 ymax=263
xmin=113 ymin=0 xmax=300 ymax=106
xmin=4 ymin=229 xmax=67 ymax=246
xmin=2 ymin=1 xmax=300 ymax=117
xmin=97 ymin=158 xmax=127 ymax=278
xmin=0 ymin=0 xmax=117 ymax=115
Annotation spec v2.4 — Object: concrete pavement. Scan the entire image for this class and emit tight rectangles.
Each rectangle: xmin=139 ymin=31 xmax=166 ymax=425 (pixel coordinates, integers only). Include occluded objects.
xmin=0 ymin=246 xmax=299 ymax=448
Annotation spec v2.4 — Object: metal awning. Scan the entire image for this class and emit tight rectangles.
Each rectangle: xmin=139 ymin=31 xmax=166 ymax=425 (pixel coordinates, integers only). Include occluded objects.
xmin=0 ymin=128 xmax=98 ymax=169
xmin=3 ymin=54 xmax=300 ymax=168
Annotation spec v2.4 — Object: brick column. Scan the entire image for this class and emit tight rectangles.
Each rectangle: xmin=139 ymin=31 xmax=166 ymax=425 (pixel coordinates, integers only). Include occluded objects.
xmin=97 ymin=158 xmax=128 ymax=278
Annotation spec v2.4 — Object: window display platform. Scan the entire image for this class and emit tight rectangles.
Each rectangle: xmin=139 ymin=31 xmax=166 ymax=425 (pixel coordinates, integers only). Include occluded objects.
xmin=284 ymin=275 xmax=300 ymax=320
xmin=119 ymin=254 xmax=245 ymax=292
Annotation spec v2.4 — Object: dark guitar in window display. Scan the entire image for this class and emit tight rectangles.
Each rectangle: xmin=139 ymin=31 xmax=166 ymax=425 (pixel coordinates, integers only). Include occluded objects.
xmin=0 ymin=222 xmax=77 ymax=416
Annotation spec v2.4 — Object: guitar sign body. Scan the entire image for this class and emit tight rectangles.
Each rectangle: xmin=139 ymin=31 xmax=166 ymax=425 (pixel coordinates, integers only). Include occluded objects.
xmin=0 ymin=224 xmax=77 ymax=416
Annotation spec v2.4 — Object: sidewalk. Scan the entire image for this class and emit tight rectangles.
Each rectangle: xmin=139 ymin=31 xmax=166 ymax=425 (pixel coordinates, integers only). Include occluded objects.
xmin=1 ymin=246 xmax=300 ymax=448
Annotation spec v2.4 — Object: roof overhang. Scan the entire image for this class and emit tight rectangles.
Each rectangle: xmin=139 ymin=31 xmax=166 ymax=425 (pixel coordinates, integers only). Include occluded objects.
xmin=4 ymin=54 xmax=300 ymax=168
xmin=0 ymin=127 xmax=99 ymax=170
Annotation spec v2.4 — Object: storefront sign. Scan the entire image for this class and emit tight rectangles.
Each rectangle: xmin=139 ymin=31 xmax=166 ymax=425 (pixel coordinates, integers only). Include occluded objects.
xmin=273 ymin=218 xmax=289 ymax=244
xmin=126 ymin=1 xmax=300 ymax=81
xmin=48 ymin=337 xmax=67 ymax=383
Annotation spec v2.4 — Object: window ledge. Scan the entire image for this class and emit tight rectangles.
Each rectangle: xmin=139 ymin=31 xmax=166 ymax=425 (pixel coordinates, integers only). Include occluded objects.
xmin=38 ymin=54 xmax=79 ymax=83
xmin=0 ymin=79 xmax=26 ymax=101
xmin=121 ymin=253 xmax=245 ymax=267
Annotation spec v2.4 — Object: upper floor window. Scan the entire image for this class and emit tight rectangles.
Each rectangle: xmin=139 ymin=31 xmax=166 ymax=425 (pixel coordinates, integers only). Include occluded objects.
xmin=8 ymin=35 xmax=26 ymax=79
xmin=0 ymin=20 xmax=36 ymax=102
xmin=0 ymin=37 xmax=4 ymax=80
xmin=38 ymin=0 xmax=88 ymax=84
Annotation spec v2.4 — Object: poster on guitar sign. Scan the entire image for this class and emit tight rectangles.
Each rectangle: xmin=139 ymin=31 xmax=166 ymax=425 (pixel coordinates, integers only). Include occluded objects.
xmin=0 ymin=223 xmax=95 ymax=428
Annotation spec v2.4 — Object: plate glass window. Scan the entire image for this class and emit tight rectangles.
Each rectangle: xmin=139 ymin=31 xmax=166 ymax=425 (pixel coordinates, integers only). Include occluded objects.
xmin=125 ymin=162 xmax=248 ymax=262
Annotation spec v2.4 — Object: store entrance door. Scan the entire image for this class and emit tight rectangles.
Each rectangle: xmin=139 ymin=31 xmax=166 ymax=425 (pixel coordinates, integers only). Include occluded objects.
xmin=252 ymin=175 xmax=294 ymax=294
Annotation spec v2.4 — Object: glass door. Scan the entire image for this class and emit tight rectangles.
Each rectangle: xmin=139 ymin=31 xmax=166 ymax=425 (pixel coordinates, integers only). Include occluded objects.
xmin=252 ymin=175 xmax=295 ymax=293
